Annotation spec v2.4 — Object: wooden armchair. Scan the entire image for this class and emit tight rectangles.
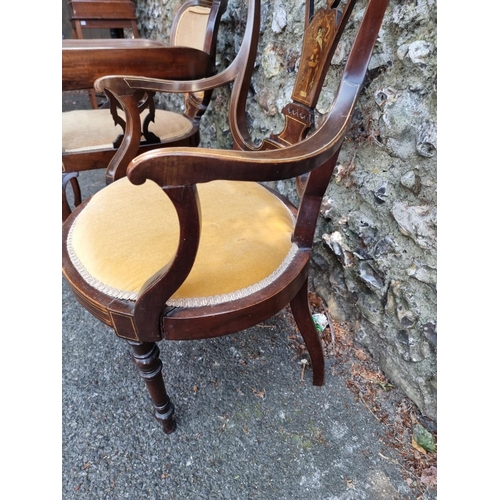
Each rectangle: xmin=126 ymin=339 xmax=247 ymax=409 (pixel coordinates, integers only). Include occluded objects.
xmin=62 ymin=0 xmax=228 ymax=221
xmin=62 ymin=0 xmax=390 ymax=434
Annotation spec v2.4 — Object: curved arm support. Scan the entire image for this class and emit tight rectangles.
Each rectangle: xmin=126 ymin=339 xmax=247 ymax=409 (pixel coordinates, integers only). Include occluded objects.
xmin=133 ymin=185 xmax=202 ymax=338
xmin=104 ymin=88 xmax=143 ymax=183
xmin=127 ymin=78 xmax=360 ymax=188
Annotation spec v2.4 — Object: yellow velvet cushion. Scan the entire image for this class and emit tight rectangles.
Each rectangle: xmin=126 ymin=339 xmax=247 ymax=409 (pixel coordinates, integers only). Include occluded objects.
xmin=62 ymin=109 xmax=193 ymax=153
xmin=68 ymin=177 xmax=297 ymax=307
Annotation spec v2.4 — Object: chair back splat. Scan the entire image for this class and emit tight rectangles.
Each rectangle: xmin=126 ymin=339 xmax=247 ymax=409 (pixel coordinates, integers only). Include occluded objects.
xmin=62 ymin=0 xmax=390 ymax=434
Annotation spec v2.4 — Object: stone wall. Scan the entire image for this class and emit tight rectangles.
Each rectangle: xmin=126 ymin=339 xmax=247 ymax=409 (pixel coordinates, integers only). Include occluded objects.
xmin=133 ymin=0 xmax=437 ymax=421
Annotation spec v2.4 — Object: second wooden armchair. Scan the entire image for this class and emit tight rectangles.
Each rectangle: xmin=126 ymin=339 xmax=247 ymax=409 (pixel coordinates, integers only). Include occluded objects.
xmin=62 ymin=0 xmax=228 ymax=221
xmin=62 ymin=0 xmax=390 ymax=435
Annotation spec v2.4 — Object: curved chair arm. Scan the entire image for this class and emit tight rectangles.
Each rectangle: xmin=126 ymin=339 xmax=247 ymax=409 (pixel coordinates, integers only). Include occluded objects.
xmin=126 ymin=78 xmax=359 ymax=188
xmin=97 ymin=0 xmax=386 ymax=183
xmin=133 ymin=184 xmax=202 ymax=333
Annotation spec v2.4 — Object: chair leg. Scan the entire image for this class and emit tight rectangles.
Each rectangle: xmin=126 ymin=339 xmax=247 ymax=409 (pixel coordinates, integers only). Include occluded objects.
xmin=88 ymin=89 xmax=99 ymax=109
xmin=127 ymin=340 xmax=176 ymax=434
xmin=289 ymin=280 xmax=325 ymax=386
xmin=62 ymin=172 xmax=82 ymax=223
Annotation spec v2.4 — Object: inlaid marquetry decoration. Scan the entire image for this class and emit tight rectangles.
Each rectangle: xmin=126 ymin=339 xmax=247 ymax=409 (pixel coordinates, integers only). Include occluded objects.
xmin=265 ymin=1 xmax=342 ymax=149
xmin=292 ymin=2 xmax=340 ymax=108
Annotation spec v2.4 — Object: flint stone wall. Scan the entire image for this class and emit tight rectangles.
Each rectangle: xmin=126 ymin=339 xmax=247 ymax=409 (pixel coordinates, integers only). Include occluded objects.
xmin=134 ymin=0 xmax=437 ymax=421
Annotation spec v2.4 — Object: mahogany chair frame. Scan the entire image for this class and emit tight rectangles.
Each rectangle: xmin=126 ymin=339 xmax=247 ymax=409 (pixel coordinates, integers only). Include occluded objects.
xmin=62 ymin=0 xmax=228 ymax=221
xmin=62 ymin=0 xmax=390 ymax=434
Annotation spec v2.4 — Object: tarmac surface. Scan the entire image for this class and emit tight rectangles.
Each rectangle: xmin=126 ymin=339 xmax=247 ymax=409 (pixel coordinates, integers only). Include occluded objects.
xmin=62 ymin=91 xmax=437 ymax=500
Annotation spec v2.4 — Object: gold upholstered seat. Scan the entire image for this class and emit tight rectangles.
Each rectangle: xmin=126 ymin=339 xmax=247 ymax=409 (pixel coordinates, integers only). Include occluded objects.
xmin=67 ymin=177 xmax=296 ymax=306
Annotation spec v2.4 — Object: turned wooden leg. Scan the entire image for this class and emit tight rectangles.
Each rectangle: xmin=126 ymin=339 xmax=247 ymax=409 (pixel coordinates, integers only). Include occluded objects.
xmin=290 ymin=280 xmax=325 ymax=386
xmin=127 ymin=341 xmax=176 ymax=434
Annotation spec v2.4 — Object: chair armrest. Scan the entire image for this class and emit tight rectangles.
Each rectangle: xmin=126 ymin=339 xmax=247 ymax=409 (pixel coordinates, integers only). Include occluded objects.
xmin=126 ymin=78 xmax=360 ymax=188
xmin=62 ymin=40 xmax=211 ymax=91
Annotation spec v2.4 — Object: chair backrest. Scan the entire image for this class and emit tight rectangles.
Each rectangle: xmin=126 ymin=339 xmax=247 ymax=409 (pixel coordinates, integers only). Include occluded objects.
xmin=170 ymin=0 xmax=228 ymax=121
xmin=229 ymin=0 xmax=389 ymax=246
xmin=231 ymin=0 xmax=359 ymax=151
xmin=68 ymin=0 xmax=140 ymax=38
xmin=171 ymin=1 xmax=212 ymax=50
xmin=231 ymin=0 xmax=362 ymax=196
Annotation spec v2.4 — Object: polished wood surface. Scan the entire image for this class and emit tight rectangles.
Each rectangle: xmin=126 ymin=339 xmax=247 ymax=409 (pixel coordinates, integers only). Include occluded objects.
xmin=62 ymin=40 xmax=211 ymax=90
xmin=62 ymin=0 xmax=391 ymax=434
xmin=69 ymin=0 xmax=138 ymax=21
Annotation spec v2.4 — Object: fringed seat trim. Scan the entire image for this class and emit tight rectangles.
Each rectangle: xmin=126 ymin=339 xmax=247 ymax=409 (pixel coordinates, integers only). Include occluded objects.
xmin=67 ymin=214 xmax=299 ymax=308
